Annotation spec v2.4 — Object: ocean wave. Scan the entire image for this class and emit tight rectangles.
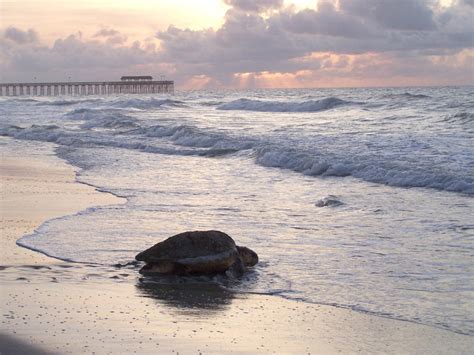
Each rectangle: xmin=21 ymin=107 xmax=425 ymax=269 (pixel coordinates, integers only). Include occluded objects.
xmin=400 ymin=93 xmax=431 ymax=99
xmin=35 ymin=98 xmax=100 ymax=106
xmin=81 ymin=115 xmax=140 ymax=130
xmin=111 ymin=98 xmax=185 ymax=110
xmin=442 ymin=112 xmax=474 ymax=125
xmin=137 ymin=124 xmax=221 ymax=147
xmin=255 ymin=146 xmax=474 ymax=195
xmin=0 ymin=124 xmax=63 ymax=143
xmin=63 ymin=108 xmax=140 ymax=130
xmin=217 ymin=97 xmax=355 ymax=112
xmin=383 ymin=93 xmax=431 ymax=100
xmin=134 ymin=124 xmax=256 ymax=151
xmin=0 ymin=124 xmax=246 ymax=159
xmin=65 ymin=108 xmax=131 ymax=120
xmin=2 ymin=122 xmax=472 ymax=195
xmin=199 ymin=100 xmax=225 ymax=106
xmin=6 ymin=98 xmax=39 ymax=103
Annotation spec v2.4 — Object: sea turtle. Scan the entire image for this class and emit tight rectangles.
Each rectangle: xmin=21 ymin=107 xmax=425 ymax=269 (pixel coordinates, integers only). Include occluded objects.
xmin=135 ymin=230 xmax=258 ymax=277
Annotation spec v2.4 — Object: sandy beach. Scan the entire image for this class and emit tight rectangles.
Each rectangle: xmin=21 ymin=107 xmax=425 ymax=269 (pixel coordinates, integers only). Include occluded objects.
xmin=1 ymin=141 xmax=473 ymax=354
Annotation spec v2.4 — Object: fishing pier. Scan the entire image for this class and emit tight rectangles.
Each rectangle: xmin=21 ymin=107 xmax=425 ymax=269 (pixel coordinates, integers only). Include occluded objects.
xmin=0 ymin=76 xmax=174 ymax=96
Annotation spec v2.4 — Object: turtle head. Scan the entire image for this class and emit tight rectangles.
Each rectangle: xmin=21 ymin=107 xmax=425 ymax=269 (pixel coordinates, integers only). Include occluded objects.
xmin=236 ymin=246 xmax=258 ymax=267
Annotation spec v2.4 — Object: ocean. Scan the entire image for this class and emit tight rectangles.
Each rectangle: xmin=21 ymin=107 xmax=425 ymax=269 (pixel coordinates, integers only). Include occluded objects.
xmin=1 ymin=86 xmax=473 ymax=335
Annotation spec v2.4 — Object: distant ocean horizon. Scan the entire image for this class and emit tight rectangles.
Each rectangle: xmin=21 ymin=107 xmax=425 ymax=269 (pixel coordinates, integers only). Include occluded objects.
xmin=1 ymin=86 xmax=473 ymax=335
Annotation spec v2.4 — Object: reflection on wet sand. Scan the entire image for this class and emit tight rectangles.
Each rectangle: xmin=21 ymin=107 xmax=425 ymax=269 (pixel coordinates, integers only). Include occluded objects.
xmin=136 ymin=278 xmax=236 ymax=314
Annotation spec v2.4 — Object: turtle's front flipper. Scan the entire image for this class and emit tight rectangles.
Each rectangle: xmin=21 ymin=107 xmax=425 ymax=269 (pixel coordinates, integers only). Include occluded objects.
xmin=139 ymin=260 xmax=175 ymax=275
xmin=225 ymin=257 xmax=245 ymax=278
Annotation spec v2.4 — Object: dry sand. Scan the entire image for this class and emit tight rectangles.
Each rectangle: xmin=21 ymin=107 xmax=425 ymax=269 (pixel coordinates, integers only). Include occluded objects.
xmin=1 ymin=142 xmax=473 ymax=354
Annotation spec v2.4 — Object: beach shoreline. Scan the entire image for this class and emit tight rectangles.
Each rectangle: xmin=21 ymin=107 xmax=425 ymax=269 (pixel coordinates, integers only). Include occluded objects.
xmin=1 ymin=139 xmax=473 ymax=354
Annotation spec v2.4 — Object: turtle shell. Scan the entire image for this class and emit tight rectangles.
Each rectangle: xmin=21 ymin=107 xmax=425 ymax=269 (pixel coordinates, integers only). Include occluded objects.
xmin=135 ymin=230 xmax=240 ymax=275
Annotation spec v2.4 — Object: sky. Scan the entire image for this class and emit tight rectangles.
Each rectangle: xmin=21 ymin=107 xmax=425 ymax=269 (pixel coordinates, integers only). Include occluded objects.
xmin=0 ymin=0 xmax=473 ymax=88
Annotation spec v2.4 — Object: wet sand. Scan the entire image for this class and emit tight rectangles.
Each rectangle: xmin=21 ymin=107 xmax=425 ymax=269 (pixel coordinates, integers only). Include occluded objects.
xmin=1 ymin=142 xmax=473 ymax=354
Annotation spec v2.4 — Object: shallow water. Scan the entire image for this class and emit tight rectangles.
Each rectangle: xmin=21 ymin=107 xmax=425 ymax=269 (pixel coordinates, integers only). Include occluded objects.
xmin=1 ymin=86 xmax=473 ymax=335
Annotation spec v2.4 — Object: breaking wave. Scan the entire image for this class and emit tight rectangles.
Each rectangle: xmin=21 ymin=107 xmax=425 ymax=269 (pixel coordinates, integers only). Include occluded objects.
xmin=132 ymin=124 xmax=256 ymax=150
xmin=5 ymin=98 xmax=39 ymax=103
xmin=64 ymin=108 xmax=140 ymax=130
xmin=80 ymin=115 xmax=140 ymax=130
xmin=110 ymin=98 xmax=186 ymax=110
xmin=0 ymin=123 xmax=248 ymax=159
xmin=35 ymin=99 xmax=100 ymax=106
xmin=1 ymin=121 xmax=472 ymax=195
xmin=217 ymin=97 xmax=356 ymax=112
xmin=255 ymin=146 xmax=473 ymax=194
xmin=65 ymin=108 xmax=129 ymax=120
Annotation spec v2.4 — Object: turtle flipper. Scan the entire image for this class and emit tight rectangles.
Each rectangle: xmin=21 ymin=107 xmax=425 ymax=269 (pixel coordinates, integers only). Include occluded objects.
xmin=225 ymin=256 xmax=245 ymax=278
xmin=139 ymin=260 xmax=175 ymax=275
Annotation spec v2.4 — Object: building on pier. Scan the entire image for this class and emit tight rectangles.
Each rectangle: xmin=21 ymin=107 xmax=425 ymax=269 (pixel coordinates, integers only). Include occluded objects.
xmin=120 ymin=76 xmax=153 ymax=81
xmin=0 ymin=76 xmax=174 ymax=96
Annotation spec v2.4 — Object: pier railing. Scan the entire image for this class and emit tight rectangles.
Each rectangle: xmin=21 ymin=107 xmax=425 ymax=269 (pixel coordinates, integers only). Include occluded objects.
xmin=0 ymin=80 xmax=174 ymax=96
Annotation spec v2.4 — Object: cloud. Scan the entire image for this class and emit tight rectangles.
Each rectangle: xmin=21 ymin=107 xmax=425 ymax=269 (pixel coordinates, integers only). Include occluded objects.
xmin=0 ymin=29 xmax=164 ymax=82
xmin=93 ymin=28 xmax=128 ymax=46
xmin=276 ymin=2 xmax=372 ymax=38
xmin=339 ymin=0 xmax=437 ymax=31
xmin=3 ymin=27 xmax=39 ymax=44
xmin=155 ymin=9 xmax=315 ymax=85
xmin=223 ymin=0 xmax=283 ymax=13
xmin=93 ymin=28 xmax=128 ymax=45
xmin=93 ymin=28 xmax=120 ymax=37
